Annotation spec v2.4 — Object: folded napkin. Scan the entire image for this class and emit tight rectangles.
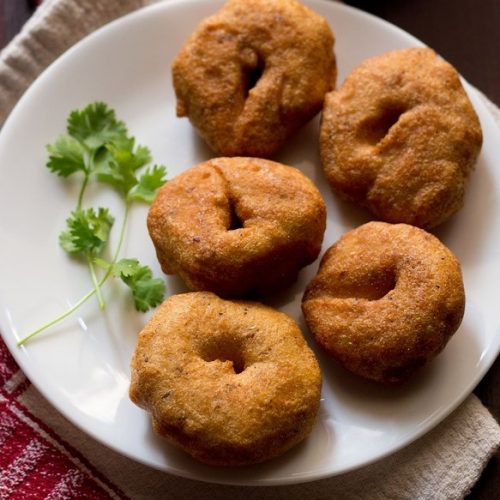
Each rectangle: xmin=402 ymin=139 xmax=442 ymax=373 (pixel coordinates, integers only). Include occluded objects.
xmin=0 ymin=0 xmax=499 ymax=499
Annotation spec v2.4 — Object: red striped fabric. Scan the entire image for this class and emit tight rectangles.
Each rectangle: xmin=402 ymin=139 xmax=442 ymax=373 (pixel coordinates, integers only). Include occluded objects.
xmin=0 ymin=337 xmax=126 ymax=499
xmin=0 ymin=340 xmax=18 ymax=386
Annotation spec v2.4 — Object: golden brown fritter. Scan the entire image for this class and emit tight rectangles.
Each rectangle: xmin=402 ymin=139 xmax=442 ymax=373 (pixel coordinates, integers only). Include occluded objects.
xmin=172 ymin=0 xmax=336 ymax=157
xmin=320 ymin=48 xmax=482 ymax=228
xmin=129 ymin=292 xmax=322 ymax=466
xmin=302 ymin=222 xmax=465 ymax=383
xmin=148 ymin=157 xmax=326 ymax=297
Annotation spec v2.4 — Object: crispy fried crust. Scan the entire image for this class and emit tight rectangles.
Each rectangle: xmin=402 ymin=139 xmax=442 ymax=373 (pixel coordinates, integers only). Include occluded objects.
xmin=302 ymin=222 xmax=465 ymax=383
xmin=147 ymin=157 xmax=326 ymax=297
xmin=172 ymin=0 xmax=336 ymax=157
xmin=320 ymin=48 xmax=482 ymax=228
xmin=129 ymin=292 xmax=322 ymax=466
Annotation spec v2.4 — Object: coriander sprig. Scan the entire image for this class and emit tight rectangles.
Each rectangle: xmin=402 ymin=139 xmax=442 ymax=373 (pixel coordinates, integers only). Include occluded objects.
xmin=17 ymin=102 xmax=167 ymax=346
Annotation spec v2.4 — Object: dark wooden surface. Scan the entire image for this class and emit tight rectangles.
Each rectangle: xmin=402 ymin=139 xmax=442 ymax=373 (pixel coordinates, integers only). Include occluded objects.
xmin=0 ymin=0 xmax=499 ymax=498
xmin=346 ymin=0 xmax=500 ymax=106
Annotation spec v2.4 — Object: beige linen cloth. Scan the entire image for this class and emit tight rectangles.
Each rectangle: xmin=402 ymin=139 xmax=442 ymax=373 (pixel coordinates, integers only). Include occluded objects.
xmin=1 ymin=0 xmax=499 ymax=498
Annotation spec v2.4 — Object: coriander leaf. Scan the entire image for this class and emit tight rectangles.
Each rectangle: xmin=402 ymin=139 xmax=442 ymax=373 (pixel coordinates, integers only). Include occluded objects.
xmin=59 ymin=230 xmax=80 ymax=254
xmin=93 ymin=141 xmax=152 ymax=196
xmin=112 ymin=258 xmax=165 ymax=312
xmin=111 ymin=258 xmax=142 ymax=278
xmin=67 ymin=102 xmax=128 ymax=150
xmin=133 ymin=145 xmax=153 ymax=171
xmin=103 ymin=134 xmax=135 ymax=154
xmin=46 ymin=135 xmax=87 ymax=177
xmin=128 ymin=165 xmax=167 ymax=204
xmin=93 ymin=151 xmax=138 ymax=196
xmin=101 ymin=131 xmax=151 ymax=171
xmin=110 ymin=141 xmax=151 ymax=172
xmin=59 ymin=207 xmax=114 ymax=256
xmin=131 ymin=278 xmax=165 ymax=313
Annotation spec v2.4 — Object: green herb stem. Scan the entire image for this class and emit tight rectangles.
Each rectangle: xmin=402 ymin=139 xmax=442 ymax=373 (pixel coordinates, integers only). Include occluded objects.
xmin=77 ymin=173 xmax=89 ymax=210
xmin=108 ymin=202 xmax=130 ymax=273
xmin=17 ymin=283 xmax=100 ymax=347
xmin=87 ymin=253 xmax=105 ymax=310
xmin=78 ymin=166 xmax=102 ymax=308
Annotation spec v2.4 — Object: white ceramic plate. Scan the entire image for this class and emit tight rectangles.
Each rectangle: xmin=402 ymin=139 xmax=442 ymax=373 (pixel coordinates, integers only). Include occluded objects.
xmin=0 ymin=0 xmax=499 ymax=486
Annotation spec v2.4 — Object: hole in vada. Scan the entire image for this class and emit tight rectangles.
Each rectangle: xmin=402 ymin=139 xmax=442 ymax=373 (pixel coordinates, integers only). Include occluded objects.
xmin=242 ymin=54 xmax=265 ymax=98
xmin=199 ymin=338 xmax=246 ymax=374
xmin=358 ymin=104 xmax=407 ymax=144
xmin=365 ymin=268 xmax=396 ymax=300
xmin=227 ymin=198 xmax=244 ymax=231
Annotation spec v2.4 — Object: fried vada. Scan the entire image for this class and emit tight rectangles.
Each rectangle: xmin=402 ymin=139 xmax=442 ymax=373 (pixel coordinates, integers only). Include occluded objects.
xmin=320 ymin=48 xmax=482 ymax=228
xmin=129 ymin=292 xmax=322 ymax=466
xmin=302 ymin=222 xmax=465 ymax=383
xmin=148 ymin=157 xmax=326 ymax=297
xmin=172 ymin=0 xmax=336 ymax=157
